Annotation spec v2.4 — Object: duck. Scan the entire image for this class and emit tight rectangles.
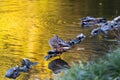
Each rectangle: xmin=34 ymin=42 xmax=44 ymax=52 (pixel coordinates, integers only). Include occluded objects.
xmin=44 ymin=50 xmax=62 ymax=60
xmin=81 ymin=16 xmax=107 ymax=27
xmin=5 ymin=65 xmax=21 ymax=79
xmin=91 ymin=17 xmax=120 ymax=36
xmin=112 ymin=16 xmax=120 ymax=22
xmin=20 ymin=58 xmax=38 ymax=72
xmin=91 ymin=27 xmax=102 ymax=36
xmin=45 ymin=33 xmax=86 ymax=60
xmin=91 ymin=23 xmax=113 ymax=36
xmin=5 ymin=59 xmax=38 ymax=79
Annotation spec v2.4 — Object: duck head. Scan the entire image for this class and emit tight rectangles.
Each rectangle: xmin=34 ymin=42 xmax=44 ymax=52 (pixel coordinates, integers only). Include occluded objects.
xmin=91 ymin=28 xmax=102 ymax=36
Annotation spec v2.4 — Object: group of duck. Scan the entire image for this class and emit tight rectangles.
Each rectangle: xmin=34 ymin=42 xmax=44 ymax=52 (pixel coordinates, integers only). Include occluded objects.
xmin=5 ymin=16 xmax=120 ymax=79
xmin=45 ymin=16 xmax=120 ymax=60
xmin=81 ymin=16 xmax=120 ymax=36
xmin=5 ymin=59 xmax=38 ymax=79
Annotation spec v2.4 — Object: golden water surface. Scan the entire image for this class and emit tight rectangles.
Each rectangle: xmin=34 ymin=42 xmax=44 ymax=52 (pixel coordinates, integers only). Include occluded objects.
xmin=0 ymin=0 xmax=119 ymax=80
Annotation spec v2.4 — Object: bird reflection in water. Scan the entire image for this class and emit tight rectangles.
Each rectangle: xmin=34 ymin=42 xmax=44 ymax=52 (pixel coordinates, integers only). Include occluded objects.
xmin=48 ymin=59 xmax=70 ymax=74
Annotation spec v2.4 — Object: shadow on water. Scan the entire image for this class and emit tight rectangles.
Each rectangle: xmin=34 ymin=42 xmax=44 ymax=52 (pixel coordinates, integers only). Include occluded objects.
xmin=0 ymin=0 xmax=119 ymax=80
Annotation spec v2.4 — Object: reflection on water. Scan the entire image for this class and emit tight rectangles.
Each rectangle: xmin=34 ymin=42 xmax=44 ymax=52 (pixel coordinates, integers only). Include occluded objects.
xmin=0 ymin=0 xmax=119 ymax=80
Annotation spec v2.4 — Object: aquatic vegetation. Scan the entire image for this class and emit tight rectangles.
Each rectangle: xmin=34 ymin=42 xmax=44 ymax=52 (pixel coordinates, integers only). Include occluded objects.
xmin=55 ymin=48 xmax=120 ymax=80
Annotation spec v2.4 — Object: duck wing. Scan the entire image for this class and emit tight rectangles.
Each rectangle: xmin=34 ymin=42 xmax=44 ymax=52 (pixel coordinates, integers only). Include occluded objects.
xmin=48 ymin=35 xmax=69 ymax=49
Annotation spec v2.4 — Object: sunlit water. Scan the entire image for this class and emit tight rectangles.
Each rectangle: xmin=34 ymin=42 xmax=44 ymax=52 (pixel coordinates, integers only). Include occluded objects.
xmin=0 ymin=0 xmax=119 ymax=80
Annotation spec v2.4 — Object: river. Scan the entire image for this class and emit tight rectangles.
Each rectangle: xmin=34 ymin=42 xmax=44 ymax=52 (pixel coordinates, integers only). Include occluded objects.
xmin=0 ymin=0 xmax=119 ymax=80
